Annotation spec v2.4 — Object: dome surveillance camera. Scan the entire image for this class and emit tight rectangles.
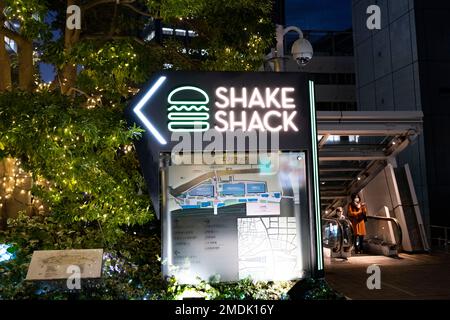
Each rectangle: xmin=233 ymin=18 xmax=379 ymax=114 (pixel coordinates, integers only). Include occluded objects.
xmin=291 ymin=37 xmax=313 ymax=66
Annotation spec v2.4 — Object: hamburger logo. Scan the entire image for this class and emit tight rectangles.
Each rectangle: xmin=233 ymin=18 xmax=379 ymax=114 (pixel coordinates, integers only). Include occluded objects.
xmin=167 ymin=86 xmax=210 ymax=132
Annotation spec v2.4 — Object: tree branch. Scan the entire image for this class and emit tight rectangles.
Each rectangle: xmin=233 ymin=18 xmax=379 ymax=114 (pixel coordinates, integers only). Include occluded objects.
xmin=81 ymin=35 xmax=146 ymax=45
xmin=81 ymin=0 xmax=135 ymax=12
xmin=67 ymin=87 xmax=90 ymax=99
xmin=81 ymin=0 xmax=154 ymax=18
xmin=108 ymin=2 xmax=119 ymax=37
xmin=120 ymin=3 xmax=154 ymax=17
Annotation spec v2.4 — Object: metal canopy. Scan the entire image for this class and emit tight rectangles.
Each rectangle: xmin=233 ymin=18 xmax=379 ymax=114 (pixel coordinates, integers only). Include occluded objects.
xmin=316 ymin=111 xmax=423 ymax=212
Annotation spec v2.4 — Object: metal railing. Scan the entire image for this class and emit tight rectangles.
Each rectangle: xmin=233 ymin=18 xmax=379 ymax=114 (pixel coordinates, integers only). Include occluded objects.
xmin=323 ymin=214 xmax=403 ymax=255
xmin=322 ymin=217 xmax=354 ymax=253
xmin=430 ymin=225 xmax=450 ymax=252
xmin=366 ymin=215 xmax=403 ymax=250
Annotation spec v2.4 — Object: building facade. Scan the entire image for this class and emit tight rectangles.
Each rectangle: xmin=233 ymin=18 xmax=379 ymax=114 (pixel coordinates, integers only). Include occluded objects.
xmin=353 ymin=0 xmax=450 ymax=228
xmin=285 ymin=31 xmax=357 ymax=112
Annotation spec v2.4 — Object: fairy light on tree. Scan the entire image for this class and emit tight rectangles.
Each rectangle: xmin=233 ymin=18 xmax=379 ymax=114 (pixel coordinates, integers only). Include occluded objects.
xmin=0 ymin=0 xmax=275 ymax=274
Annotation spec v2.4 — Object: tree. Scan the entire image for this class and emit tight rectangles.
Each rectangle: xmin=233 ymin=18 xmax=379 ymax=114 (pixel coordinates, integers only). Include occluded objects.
xmin=0 ymin=0 xmax=280 ymax=300
xmin=1 ymin=0 xmax=274 ymax=96
xmin=0 ymin=0 xmax=48 ymax=90
xmin=0 ymin=0 xmax=274 ymax=237
xmin=0 ymin=2 xmax=12 ymax=91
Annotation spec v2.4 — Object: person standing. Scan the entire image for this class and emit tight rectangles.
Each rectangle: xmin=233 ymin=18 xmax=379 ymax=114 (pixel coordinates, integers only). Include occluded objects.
xmin=347 ymin=193 xmax=367 ymax=254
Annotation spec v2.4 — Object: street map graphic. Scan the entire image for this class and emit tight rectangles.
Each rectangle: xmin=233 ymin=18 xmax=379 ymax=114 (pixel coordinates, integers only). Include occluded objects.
xmin=238 ymin=217 xmax=301 ymax=280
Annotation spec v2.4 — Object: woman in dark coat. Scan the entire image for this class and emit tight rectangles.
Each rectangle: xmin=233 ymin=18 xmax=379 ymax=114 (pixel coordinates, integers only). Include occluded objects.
xmin=347 ymin=193 xmax=367 ymax=254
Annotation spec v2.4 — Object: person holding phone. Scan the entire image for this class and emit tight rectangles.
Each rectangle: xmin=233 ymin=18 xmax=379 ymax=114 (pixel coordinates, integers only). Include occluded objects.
xmin=347 ymin=193 xmax=367 ymax=254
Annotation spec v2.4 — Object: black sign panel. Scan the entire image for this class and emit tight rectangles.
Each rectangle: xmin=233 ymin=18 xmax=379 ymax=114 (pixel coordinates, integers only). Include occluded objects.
xmin=127 ymin=72 xmax=312 ymax=150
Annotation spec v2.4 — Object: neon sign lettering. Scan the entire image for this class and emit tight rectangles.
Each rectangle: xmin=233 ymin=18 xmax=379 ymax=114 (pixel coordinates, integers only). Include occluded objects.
xmin=214 ymin=87 xmax=298 ymax=132
xmin=166 ymin=86 xmax=299 ymax=133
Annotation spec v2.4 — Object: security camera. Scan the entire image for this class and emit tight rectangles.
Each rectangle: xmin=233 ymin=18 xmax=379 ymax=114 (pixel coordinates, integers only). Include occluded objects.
xmin=291 ymin=37 xmax=313 ymax=67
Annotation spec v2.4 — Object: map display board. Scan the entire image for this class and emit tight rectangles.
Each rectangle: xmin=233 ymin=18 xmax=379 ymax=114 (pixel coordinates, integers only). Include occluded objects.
xmin=163 ymin=152 xmax=306 ymax=283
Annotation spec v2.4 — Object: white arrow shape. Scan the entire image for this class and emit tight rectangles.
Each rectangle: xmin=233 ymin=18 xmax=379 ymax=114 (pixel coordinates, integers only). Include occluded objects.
xmin=133 ymin=76 xmax=167 ymax=145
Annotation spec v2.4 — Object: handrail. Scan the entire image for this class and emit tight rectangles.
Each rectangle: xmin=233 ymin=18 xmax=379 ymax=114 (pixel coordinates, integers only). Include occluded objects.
xmin=430 ymin=225 xmax=450 ymax=230
xmin=322 ymin=218 xmax=343 ymax=252
xmin=367 ymin=215 xmax=403 ymax=248
xmin=430 ymin=225 xmax=450 ymax=251
xmin=322 ymin=217 xmax=354 ymax=252
xmin=340 ymin=218 xmax=354 ymax=248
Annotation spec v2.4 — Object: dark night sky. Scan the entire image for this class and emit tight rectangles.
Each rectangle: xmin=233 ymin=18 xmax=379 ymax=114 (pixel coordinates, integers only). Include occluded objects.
xmin=285 ymin=0 xmax=352 ymax=31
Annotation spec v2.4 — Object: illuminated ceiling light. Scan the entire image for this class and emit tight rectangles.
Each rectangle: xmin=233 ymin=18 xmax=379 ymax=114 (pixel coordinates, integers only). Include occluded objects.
xmin=357 ymin=176 xmax=361 ymax=181
xmin=133 ymin=76 xmax=168 ymax=145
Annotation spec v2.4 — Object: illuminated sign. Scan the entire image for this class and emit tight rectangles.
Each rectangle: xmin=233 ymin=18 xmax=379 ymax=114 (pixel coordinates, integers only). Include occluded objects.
xmin=214 ymin=87 xmax=298 ymax=132
xmin=126 ymin=72 xmax=324 ymax=284
xmin=167 ymin=86 xmax=210 ymax=132
xmin=130 ymin=73 xmax=307 ymax=144
xmin=132 ymin=76 xmax=168 ymax=144
xmin=166 ymin=86 xmax=299 ymax=133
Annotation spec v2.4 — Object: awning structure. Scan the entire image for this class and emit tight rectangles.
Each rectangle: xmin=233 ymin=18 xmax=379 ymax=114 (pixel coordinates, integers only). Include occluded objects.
xmin=316 ymin=111 xmax=423 ymax=212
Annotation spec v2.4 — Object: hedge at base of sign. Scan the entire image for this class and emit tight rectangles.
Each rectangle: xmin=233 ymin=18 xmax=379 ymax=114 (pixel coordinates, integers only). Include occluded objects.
xmin=287 ymin=278 xmax=346 ymax=300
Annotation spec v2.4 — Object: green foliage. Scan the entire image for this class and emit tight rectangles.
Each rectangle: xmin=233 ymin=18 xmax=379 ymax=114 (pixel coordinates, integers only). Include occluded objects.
xmin=0 ymin=0 xmax=297 ymax=301
xmin=0 ymin=214 xmax=166 ymax=299
xmin=0 ymin=91 xmax=152 ymax=241
xmin=162 ymin=277 xmax=293 ymax=300
xmin=0 ymin=214 xmax=292 ymax=300
xmin=289 ymin=278 xmax=346 ymax=300
xmin=73 ymin=40 xmax=164 ymax=99
xmin=3 ymin=0 xmax=49 ymax=40
xmin=149 ymin=0 xmax=274 ymax=71
xmin=0 ymin=214 xmax=340 ymax=300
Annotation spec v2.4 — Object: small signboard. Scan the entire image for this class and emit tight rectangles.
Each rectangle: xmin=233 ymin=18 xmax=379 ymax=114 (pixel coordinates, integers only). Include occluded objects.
xmin=26 ymin=249 xmax=103 ymax=281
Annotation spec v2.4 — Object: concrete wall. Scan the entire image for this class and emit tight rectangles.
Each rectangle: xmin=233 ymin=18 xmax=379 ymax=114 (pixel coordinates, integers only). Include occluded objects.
xmin=285 ymin=56 xmax=356 ymax=109
xmin=360 ymin=165 xmax=400 ymax=218
xmin=352 ymin=0 xmax=429 ymax=232
xmin=285 ymin=56 xmax=355 ymax=74
xmin=360 ymin=164 xmax=415 ymax=251
xmin=413 ymin=0 xmax=450 ymax=227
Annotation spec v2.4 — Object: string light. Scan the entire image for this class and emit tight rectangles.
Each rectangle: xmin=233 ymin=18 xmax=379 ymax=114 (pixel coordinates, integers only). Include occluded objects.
xmin=1 ymin=157 xmax=46 ymax=215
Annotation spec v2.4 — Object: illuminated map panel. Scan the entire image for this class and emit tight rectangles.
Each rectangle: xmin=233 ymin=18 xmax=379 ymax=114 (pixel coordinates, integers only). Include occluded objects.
xmin=164 ymin=152 xmax=306 ymax=283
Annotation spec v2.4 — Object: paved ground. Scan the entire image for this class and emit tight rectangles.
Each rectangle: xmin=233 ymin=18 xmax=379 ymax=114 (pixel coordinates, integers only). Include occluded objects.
xmin=325 ymin=251 xmax=450 ymax=299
